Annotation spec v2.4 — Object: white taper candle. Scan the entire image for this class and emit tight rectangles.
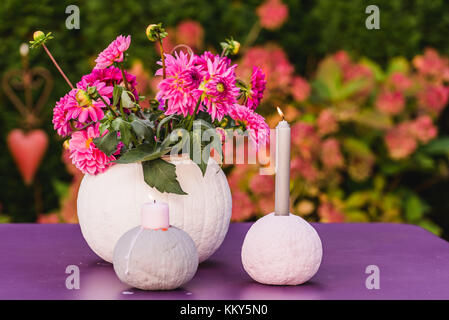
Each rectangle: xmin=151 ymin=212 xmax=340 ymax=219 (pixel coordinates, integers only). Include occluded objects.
xmin=274 ymin=107 xmax=291 ymax=216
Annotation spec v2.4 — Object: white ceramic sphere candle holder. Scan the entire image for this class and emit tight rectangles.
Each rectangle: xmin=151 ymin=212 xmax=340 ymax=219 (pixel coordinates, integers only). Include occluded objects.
xmin=241 ymin=213 xmax=322 ymax=285
xmin=113 ymin=200 xmax=199 ymax=290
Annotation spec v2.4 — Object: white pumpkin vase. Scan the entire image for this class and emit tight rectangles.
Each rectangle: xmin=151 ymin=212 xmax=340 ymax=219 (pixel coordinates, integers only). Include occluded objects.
xmin=77 ymin=154 xmax=232 ymax=263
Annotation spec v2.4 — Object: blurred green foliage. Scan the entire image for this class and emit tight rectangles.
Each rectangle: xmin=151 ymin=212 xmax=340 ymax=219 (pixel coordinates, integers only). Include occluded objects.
xmin=2 ymin=0 xmax=449 ymax=227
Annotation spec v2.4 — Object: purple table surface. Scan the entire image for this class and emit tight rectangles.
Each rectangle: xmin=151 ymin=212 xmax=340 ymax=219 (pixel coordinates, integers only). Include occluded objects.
xmin=1 ymin=222 xmax=449 ymax=300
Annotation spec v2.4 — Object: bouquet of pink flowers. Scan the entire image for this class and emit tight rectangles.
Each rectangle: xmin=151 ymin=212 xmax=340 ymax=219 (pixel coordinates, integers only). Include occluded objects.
xmin=30 ymin=24 xmax=269 ymax=194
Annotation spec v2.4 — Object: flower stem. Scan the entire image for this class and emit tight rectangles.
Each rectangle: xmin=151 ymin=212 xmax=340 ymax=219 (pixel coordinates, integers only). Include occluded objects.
xmin=187 ymin=98 xmax=202 ymax=131
xmin=118 ymin=64 xmax=130 ymax=91
xmin=42 ymin=44 xmax=74 ymax=89
xmin=158 ymin=38 xmax=166 ymax=79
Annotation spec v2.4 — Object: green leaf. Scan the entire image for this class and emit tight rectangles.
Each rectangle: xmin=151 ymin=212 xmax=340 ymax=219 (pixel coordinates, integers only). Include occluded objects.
xmin=114 ymin=143 xmax=170 ymax=164
xmin=142 ymin=159 xmax=187 ymax=195
xmin=112 ymin=86 xmax=124 ymax=107
xmin=131 ymin=119 xmax=154 ymax=142
xmin=418 ymin=219 xmax=442 ymax=236
xmin=420 ymin=137 xmax=449 ymax=155
xmin=93 ymin=130 xmax=119 ymax=156
xmin=405 ymin=194 xmax=429 ymax=222
xmin=119 ymin=121 xmax=133 ymax=147
xmin=386 ymin=57 xmax=410 ymax=75
xmin=157 ymin=115 xmax=175 ymax=138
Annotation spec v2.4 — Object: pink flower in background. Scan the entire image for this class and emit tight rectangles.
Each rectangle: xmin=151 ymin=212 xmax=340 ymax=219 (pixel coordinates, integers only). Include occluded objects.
xmin=52 ymin=94 xmax=72 ymax=137
xmin=318 ymin=202 xmax=345 ymax=223
xmin=200 ymin=54 xmax=239 ymax=120
xmin=418 ymin=85 xmax=449 ymax=114
xmin=388 ymin=72 xmax=413 ymax=92
xmin=291 ymin=122 xmax=320 ymax=160
xmin=240 ymin=45 xmax=294 ymax=94
xmin=343 ymin=63 xmax=373 ymax=82
xmin=65 ymin=89 xmax=105 ymax=124
xmin=229 ymin=104 xmax=270 ymax=147
xmin=333 ymin=50 xmax=351 ymax=70
xmin=95 ymin=35 xmax=131 ymax=69
xmin=413 ymin=48 xmax=449 ymax=79
xmin=231 ymin=191 xmax=255 ymax=221
xmin=256 ymin=0 xmax=289 ymax=30
xmin=291 ymin=157 xmax=318 ymax=182
xmin=177 ymin=20 xmax=204 ymax=49
xmin=245 ymin=67 xmax=266 ymax=110
xmin=68 ymin=124 xmax=116 ymax=175
xmin=249 ymin=174 xmax=274 ymax=196
xmin=376 ymin=91 xmax=405 ymax=115
xmin=410 ymin=115 xmax=438 ymax=144
xmin=157 ymin=28 xmax=176 ymax=54
xmin=156 ymin=51 xmax=203 ymax=116
xmin=385 ymin=123 xmax=417 ymax=160
xmin=321 ymin=138 xmax=344 ymax=169
xmin=291 ymin=76 xmax=310 ymax=102
xmin=317 ymin=110 xmax=338 ymax=136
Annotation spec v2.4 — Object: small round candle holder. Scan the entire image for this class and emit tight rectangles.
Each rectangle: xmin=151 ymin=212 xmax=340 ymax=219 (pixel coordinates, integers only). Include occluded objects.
xmin=113 ymin=200 xmax=198 ymax=290
xmin=241 ymin=212 xmax=322 ymax=285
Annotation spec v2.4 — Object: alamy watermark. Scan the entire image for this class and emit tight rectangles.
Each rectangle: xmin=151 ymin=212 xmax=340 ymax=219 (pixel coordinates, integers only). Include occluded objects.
xmin=365 ymin=5 xmax=380 ymax=30
xmin=65 ymin=265 xmax=80 ymax=290
xmin=66 ymin=5 xmax=80 ymax=30
xmin=365 ymin=265 xmax=380 ymax=289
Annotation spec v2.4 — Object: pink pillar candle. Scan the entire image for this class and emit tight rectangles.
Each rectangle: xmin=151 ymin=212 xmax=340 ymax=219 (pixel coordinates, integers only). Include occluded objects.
xmin=141 ymin=201 xmax=170 ymax=230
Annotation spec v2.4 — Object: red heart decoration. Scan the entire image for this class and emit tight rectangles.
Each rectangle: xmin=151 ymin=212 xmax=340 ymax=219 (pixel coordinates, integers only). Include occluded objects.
xmin=7 ymin=129 xmax=48 ymax=185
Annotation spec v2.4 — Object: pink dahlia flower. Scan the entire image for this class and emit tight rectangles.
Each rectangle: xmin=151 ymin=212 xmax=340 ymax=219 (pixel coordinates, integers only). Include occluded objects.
xmin=245 ymin=67 xmax=266 ymax=110
xmin=79 ymin=66 xmax=138 ymax=100
xmin=291 ymin=76 xmax=310 ymax=103
xmin=65 ymin=89 xmax=106 ymax=124
xmin=200 ymin=54 xmax=239 ymax=121
xmin=95 ymin=35 xmax=131 ymax=69
xmin=229 ymin=104 xmax=270 ymax=147
xmin=68 ymin=124 xmax=116 ymax=175
xmin=52 ymin=94 xmax=72 ymax=137
xmin=195 ymin=51 xmax=231 ymax=71
xmin=77 ymin=79 xmax=113 ymax=101
xmin=156 ymin=51 xmax=204 ymax=116
xmin=256 ymin=0 xmax=289 ymax=30
xmin=376 ymin=91 xmax=405 ymax=115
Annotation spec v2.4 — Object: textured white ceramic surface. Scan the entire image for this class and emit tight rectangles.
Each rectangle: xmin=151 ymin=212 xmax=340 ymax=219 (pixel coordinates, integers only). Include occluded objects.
xmin=77 ymin=156 xmax=232 ymax=263
xmin=113 ymin=226 xmax=198 ymax=290
xmin=241 ymin=213 xmax=322 ymax=285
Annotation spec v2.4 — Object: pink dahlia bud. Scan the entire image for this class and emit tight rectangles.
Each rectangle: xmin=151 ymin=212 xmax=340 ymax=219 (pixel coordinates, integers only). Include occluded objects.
xmin=33 ymin=31 xmax=45 ymax=42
